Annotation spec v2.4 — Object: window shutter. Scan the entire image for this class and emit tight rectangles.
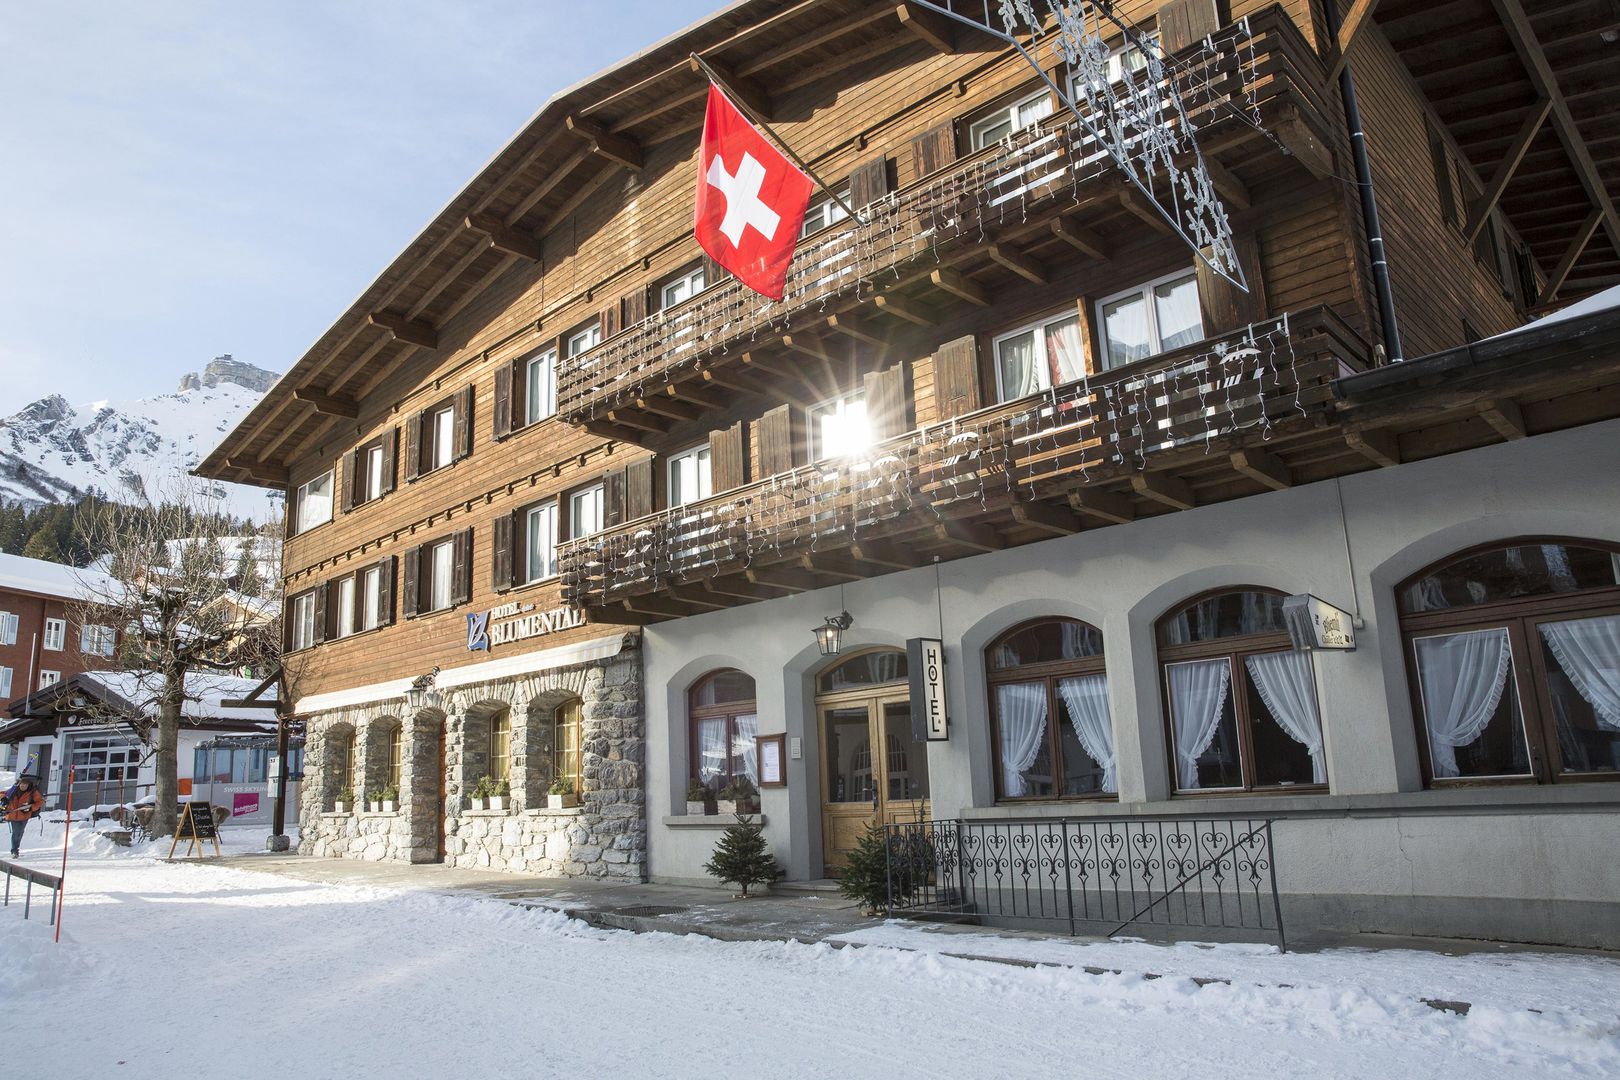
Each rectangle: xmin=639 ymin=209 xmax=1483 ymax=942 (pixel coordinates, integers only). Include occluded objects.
xmin=863 ymin=364 xmax=910 ymax=440
xmin=1428 ymin=123 xmax=1457 ymax=227
xmin=492 ymin=512 xmax=514 ymax=593
xmin=452 ymin=528 xmax=473 ymax=605
xmin=932 ymin=335 xmax=982 ymax=419
xmin=1197 ymin=230 xmax=1267 ymax=333
xmin=510 ymin=357 xmax=528 ymax=429
xmin=620 ymin=287 xmax=648 ymax=330
xmin=849 ymin=155 xmax=892 ymax=211
xmin=380 ymin=428 xmax=398 ymax=495
xmin=493 ymin=363 xmax=513 ymax=441
xmin=709 ymin=422 xmax=747 ymax=492
xmin=376 ymin=556 xmax=396 ymax=625
xmin=282 ymin=598 xmax=294 ymax=653
xmin=340 ymin=450 xmax=357 ymax=513
xmin=910 ymin=120 xmax=958 ymax=180
xmin=283 ymin=494 xmax=296 ymax=540
xmin=625 ymin=457 xmax=655 ymax=520
xmin=312 ymin=584 xmax=328 ymax=646
xmin=604 ymin=467 xmax=627 ymax=528
xmin=453 ymin=386 xmax=474 ymax=461
xmin=702 ymin=254 xmax=730 ymax=288
xmin=404 ymin=413 xmax=423 ymax=483
xmin=601 ymin=300 xmax=622 ymax=340
xmin=756 ymin=403 xmax=797 ymax=477
xmin=1156 ymin=0 xmax=1220 ymax=54
xmin=401 ymin=546 xmax=420 ymax=619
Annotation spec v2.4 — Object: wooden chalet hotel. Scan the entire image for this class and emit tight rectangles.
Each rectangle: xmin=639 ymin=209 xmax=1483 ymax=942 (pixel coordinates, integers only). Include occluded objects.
xmin=199 ymin=0 xmax=1620 ymax=945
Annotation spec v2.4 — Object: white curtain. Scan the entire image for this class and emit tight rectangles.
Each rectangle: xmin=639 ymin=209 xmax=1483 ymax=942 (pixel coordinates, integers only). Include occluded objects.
xmin=1046 ymin=316 xmax=1086 ymax=386
xmin=1413 ymin=628 xmax=1514 ymax=778
xmin=1245 ymin=652 xmax=1326 ymax=783
xmin=1540 ymin=615 xmax=1620 ymax=732
xmin=1103 ymin=295 xmax=1150 ymax=369
xmin=696 ymin=717 xmax=727 ymax=786
xmin=1057 ymin=674 xmax=1116 ymax=793
xmin=1154 ymin=275 xmax=1204 ymax=349
xmin=734 ymin=713 xmax=760 ymax=785
xmin=996 ymin=682 xmax=1048 ymax=797
xmin=999 ymin=330 xmax=1040 ymax=399
xmin=1167 ymin=659 xmax=1231 ymax=790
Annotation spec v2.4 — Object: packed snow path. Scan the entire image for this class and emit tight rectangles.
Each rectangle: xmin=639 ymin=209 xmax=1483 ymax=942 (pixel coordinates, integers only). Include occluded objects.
xmin=4 ymin=826 xmax=1617 ymax=1079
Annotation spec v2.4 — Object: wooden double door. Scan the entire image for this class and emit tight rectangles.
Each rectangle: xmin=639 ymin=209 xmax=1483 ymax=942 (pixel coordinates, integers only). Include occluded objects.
xmin=819 ymin=688 xmax=931 ymax=875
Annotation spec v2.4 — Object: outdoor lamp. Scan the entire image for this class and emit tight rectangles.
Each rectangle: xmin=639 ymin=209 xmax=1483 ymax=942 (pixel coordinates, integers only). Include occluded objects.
xmin=814 ymin=611 xmax=854 ymax=656
xmin=405 ymin=666 xmax=441 ymax=711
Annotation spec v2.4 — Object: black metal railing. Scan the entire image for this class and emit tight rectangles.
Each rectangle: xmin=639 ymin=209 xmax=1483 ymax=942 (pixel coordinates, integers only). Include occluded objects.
xmin=1 ymin=859 xmax=63 ymax=925
xmin=884 ymin=815 xmax=1286 ymax=950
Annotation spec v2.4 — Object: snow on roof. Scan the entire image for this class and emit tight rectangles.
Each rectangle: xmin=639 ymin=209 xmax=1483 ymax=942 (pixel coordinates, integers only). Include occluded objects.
xmin=1495 ymin=282 xmax=1620 ymax=340
xmin=0 ymin=552 xmax=119 ymax=602
xmin=79 ymin=670 xmax=276 ymax=724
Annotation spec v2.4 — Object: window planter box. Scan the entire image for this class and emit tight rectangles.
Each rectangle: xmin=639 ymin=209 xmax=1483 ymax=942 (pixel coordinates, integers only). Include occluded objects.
xmin=547 ymin=793 xmax=580 ymax=810
xmin=382 ymin=800 xmax=396 ymax=814
xmin=686 ymin=800 xmax=709 ymax=816
xmin=489 ymin=795 xmax=509 ymax=811
xmin=467 ymin=796 xmax=488 ymax=811
xmin=334 ymin=801 xmax=351 ymax=814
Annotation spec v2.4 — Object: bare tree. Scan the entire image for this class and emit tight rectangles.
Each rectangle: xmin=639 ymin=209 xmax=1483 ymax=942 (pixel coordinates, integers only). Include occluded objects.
xmin=73 ymin=476 xmax=282 ymax=838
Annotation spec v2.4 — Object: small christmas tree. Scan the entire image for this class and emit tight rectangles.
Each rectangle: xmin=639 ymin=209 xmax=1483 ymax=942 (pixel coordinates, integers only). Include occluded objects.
xmin=703 ymin=814 xmax=780 ymax=898
xmin=837 ymin=821 xmax=894 ymax=915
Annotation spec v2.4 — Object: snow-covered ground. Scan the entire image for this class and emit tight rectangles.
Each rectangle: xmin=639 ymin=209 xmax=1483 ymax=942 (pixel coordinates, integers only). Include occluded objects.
xmin=3 ymin=821 xmax=1617 ymax=1080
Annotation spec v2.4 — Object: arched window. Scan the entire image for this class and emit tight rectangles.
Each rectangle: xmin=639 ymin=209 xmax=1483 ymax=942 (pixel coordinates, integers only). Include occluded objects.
xmin=1399 ymin=539 xmax=1620 ymax=784
xmin=818 ymin=650 xmax=908 ymax=693
xmin=328 ymin=727 xmax=356 ymax=808
xmin=988 ymin=618 xmax=1114 ymax=799
xmin=690 ymin=669 xmax=757 ymax=794
xmin=551 ymin=699 xmax=583 ymax=796
xmin=387 ymin=726 xmax=403 ymax=791
xmin=1157 ymin=589 xmax=1326 ymax=794
xmin=489 ymin=711 xmax=512 ymax=783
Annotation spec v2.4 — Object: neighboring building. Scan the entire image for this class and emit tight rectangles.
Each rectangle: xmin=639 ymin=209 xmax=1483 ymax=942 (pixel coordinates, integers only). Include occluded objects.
xmin=199 ymin=1 xmax=1619 ymax=944
xmin=0 ymin=552 xmax=121 ymax=705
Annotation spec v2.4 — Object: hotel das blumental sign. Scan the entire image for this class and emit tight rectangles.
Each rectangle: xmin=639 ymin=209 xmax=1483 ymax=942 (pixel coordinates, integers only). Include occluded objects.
xmin=467 ymin=601 xmax=586 ymax=652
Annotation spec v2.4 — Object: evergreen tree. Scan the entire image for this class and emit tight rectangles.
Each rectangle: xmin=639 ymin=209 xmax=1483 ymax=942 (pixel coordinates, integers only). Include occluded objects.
xmin=703 ymin=815 xmax=781 ymax=897
xmin=20 ymin=528 xmax=63 ymax=562
xmin=232 ymin=542 xmax=264 ymax=597
xmin=838 ymin=821 xmax=898 ymax=915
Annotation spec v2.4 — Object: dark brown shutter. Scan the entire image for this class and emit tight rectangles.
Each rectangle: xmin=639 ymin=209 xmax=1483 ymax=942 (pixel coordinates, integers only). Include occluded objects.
xmin=404 ymin=413 xmax=422 ymax=483
xmin=452 ymin=528 xmax=472 ymax=605
xmin=910 ymin=120 xmax=957 ymax=180
xmin=340 ymin=450 xmax=357 ymax=512
xmin=509 ymin=357 xmax=528 ymax=429
xmin=863 ymin=364 xmax=910 ymax=440
xmin=1197 ymin=230 xmax=1267 ymax=334
xmin=702 ymin=254 xmax=729 ymax=288
xmin=604 ymin=468 xmax=627 ymax=528
xmin=1428 ymin=123 xmax=1456 ymax=227
xmin=493 ymin=363 xmax=513 ymax=441
xmin=601 ymin=300 xmax=622 ymax=340
xmin=453 ymin=386 xmax=474 ymax=461
xmin=282 ymin=598 xmax=294 ymax=652
xmin=756 ymin=403 xmax=796 ymax=477
xmin=492 ymin=512 xmax=514 ymax=593
xmin=624 ymin=457 xmax=655 ymax=520
xmin=376 ymin=556 xmax=395 ymax=625
xmin=709 ymin=422 xmax=747 ymax=492
xmin=1156 ymin=0 xmax=1220 ymax=54
xmin=849 ymin=155 xmax=892 ymax=211
xmin=312 ymin=583 xmax=328 ymax=645
xmin=401 ymin=546 xmax=420 ymax=619
xmin=620 ymin=288 xmax=648 ymax=330
xmin=933 ymin=335 xmax=982 ymax=419
xmin=379 ymin=428 xmax=397 ymax=495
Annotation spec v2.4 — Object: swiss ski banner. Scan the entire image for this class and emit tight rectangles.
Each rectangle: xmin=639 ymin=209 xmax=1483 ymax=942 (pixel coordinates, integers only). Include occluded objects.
xmin=694 ymin=84 xmax=814 ymax=301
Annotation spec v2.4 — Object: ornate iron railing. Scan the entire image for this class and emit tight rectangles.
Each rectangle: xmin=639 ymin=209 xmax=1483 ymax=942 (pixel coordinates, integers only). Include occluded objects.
xmin=883 ymin=815 xmax=1286 ymax=950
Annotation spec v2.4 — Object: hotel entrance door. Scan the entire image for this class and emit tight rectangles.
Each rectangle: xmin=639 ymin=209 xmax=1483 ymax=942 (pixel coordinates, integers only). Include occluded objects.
xmin=819 ymin=690 xmax=931 ymax=875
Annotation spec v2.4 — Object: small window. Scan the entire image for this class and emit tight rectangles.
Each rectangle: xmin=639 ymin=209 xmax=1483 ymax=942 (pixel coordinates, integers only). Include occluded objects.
xmin=294 ymin=471 xmax=335 ymax=534
xmin=39 ymin=670 xmax=60 ymax=688
xmin=0 ymin=612 xmax=16 ymax=646
xmin=81 ymin=624 xmax=116 ymax=658
xmin=551 ymin=700 xmax=583 ymax=796
xmin=659 ymin=265 xmax=707 ymax=310
xmin=801 ymin=190 xmax=852 ymax=238
xmin=43 ymin=618 xmax=66 ymax=652
xmin=331 ymin=730 xmax=356 ymax=805
xmin=689 ymin=669 xmax=758 ymax=793
xmin=290 ymin=592 xmax=318 ymax=651
xmin=818 ymin=650 xmax=908 ymax=693
xmin=668 ymin=445 xmax=713 ymax=507
xmin=387 ymin=726 xmax=403 ymax=791
xmin=0 ymin=667 xmax=11 ymax=698
xmin=568 ymin=485 xmax=604 ymax=541
xmin=993 ymin=311 xmax=1087 ymax=402
xmin=489 ymin=712 xmax=512 ymax=783
xmin=360 ymin=565 xmax=384 ymax=631
xmin=427 ymin=539 xmax=455 ymax=613
xmin=526 ymin=502 xmax=559 ymax=582
xmin=431 ymin=405 xmax=455 ymax=471
xmin=566 ymin=323 xmax=602 ymax=358
xmin=364 ymin=443 xmax=385 ymax=503
xmin=1096 ymin=269 xmax=1203 ymax=370
xmin=988 ymin=619 xmax=1114 ymax=799
xmin=808 ymin=392 xmax=872 ymax=462
xmin=335 ymin=576 xmax=356 ymax=639
xmin=970 ymin=89 xmax=1054 ymax=150
xmin=1069 ymin=33 xmax=1159 ymax=98
xmin=526 ymin=349 xmax=557 ymax=424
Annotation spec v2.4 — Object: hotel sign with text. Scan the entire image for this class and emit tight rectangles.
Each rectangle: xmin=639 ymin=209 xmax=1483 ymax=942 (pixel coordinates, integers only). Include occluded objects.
xmin=468 ymin=601 xmax=586 ymax=652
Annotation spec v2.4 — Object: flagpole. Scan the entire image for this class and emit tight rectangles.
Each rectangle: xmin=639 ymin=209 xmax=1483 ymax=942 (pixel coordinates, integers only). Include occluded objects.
xmin=689 ymin=52 xmax=865 ymax=226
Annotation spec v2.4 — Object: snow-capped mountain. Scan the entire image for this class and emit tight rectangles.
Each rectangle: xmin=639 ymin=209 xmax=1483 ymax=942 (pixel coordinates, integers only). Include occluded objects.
xmin=0 ymin=355 xmax=283 ymax=521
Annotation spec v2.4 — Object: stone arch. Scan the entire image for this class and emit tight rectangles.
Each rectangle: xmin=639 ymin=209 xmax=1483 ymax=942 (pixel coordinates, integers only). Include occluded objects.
xmin=361 ymin=715 xmax=403 ymax=802
xmin=520 ymin=689 xmax=585 ymax=808
xmin=316 ymin=719 xmax=357 ymax=811
xmin=455 ymin=698 xmax=512 ymax=802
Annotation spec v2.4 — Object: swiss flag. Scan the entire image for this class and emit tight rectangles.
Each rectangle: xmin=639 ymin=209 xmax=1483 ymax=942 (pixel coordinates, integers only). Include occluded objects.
xmin=694 ymin=84 xmax=814 ymax=301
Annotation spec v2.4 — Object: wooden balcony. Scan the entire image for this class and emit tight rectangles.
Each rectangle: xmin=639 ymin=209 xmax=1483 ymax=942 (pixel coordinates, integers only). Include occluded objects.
xmin=554 ymin=6 xmax=1338 ymax=436
xmin=559 ymin=306 xmax=1370 ymax=622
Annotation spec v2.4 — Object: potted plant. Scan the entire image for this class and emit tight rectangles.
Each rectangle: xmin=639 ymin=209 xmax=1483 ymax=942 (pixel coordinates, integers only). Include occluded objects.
xmin=468 ymin=775 xmax=492 ymax=811
xmin=489 ymin=778 xmax=510 ymax=812
xmin=380 ymin=784 xmax=399 ymax=814
xmin=335 ymin=787 xmax=354 ymax=814
xmin=721 ymin=776 xmax=759 ymax=815
xmin=547 ymin=776 xmax=579 ymax=810
xmin=365 ymin=790 xmax=383 ymax=813
xmin=686 ymin=779 xmax=711 ymax=816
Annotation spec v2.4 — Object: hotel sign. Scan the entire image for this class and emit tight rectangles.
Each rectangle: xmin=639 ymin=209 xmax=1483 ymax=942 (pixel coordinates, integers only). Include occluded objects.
xmin=1282 ymin=594 xmax=1356 ymax=651
xmin=907 ymin=637 xmax=949 ymax=742
xmin=467 ymin=601 xmax=586 ymax=652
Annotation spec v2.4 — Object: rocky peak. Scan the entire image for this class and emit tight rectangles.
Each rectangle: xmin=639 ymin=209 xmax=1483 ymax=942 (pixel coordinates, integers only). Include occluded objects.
xmin=177 ymin=355 xmax=278 ymax=394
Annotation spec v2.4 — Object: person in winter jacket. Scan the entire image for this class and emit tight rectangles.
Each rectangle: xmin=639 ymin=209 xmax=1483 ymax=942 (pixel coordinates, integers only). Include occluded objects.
xmin=2 ymin=776 xmax=44 ymax=858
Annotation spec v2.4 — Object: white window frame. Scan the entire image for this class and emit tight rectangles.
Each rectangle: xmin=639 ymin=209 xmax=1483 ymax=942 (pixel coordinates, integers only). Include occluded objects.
xmin=1067 ymin=33 xmax=1161 ymax=99
xmin=43 ymin=617 xmax=66 ymax=651
xmin=807 ymin=392 xmax=872 ymax=463
xmin=0 ymin=611 xmax=18 ymax=646
xmin=969 ymin=89 xmax=1054 ymax=150
xmin=526 ymin=348 xmax=557 ymax=424
xmin=361 ymin=565 xmax=383 ymax=632
xmin=801 ymin=188 xmax=852 ymax=238
xmin=335 ymin=575 xmax=356 ymax=639
xmin=0 ymin=667 xmax=10 ymax=698
xmin=364 ymin=443 xmax=385 ymax=503
xmin=431 ymin=405 xmax=456 ymax=471
xmin=568 ymin=485 xmax=605 ymax=541
xmin=525 ymin=502 xmax=560 ymax=583
xmin=39 ymin=670 xmax=60 ymax=689
xmin=290 ymin=592 xmax=318 ymax=652
xmin=80 ymin=623 xmax=116 ymax=658
xmin=667 ymin=445 xmax=714 ymax=507
xmin=294 ymin=470 xmax=334 ymax=535
xmin=566 ymin=323 xmax=602 ymax=358
xmin=991 ymin=309 xmax=1089 ymax=403
xmin=428 ymin=539 xmax=455 ymax=613
xmin=659 ymin=265 xmax=707 ymax=310
xmin=1094 ymin=267 xmax=1203 ymax=371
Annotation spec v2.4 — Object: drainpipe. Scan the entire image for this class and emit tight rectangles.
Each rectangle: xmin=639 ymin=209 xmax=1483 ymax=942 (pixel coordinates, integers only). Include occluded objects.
xmin=1324 ymin=0 xmax=1403 ymax=363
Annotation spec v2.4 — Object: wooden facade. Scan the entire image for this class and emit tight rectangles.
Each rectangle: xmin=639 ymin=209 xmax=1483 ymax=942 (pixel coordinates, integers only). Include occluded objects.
xmin=198 ymin=0 xmax=1620 ymax=703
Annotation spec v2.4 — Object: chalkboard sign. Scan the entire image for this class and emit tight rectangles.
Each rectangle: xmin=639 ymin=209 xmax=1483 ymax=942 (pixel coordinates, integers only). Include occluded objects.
xmin=168 ymin=802 xmax=222 ymax=859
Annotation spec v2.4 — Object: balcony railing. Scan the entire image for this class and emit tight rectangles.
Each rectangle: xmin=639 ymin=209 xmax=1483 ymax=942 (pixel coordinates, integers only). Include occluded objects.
xmin=559 ymin=307 xmax=1366 ymax=614
xmin=555 ymin=6 xmax=1332 ymax=426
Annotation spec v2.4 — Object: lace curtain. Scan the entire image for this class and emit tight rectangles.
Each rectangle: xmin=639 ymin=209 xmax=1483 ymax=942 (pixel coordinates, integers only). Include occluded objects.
xmin=1540 ymin=614 xmax=1620 ymax=732
xmin=996 ymin=682 xmax=1048 ymax=796
xmin=1056 ymin=674 xmax=1116 ymax=793
xmin=734 ymin=713 xmax=760 ymax=785
xmin=696 ymin=717 xmax=727 ymax=786
xmin=1413 ymin=628 xmax=1514 ymax=778
xmin=1046 ymin=316 xmax=1086 ymax=386
xmin=1167 ymin=659 xmax=1231 ymax=789
xmin=998 ymin=330 xmax=1040 ymax=399
xmin=1245 ymin=652 xmax=1326 ymax=783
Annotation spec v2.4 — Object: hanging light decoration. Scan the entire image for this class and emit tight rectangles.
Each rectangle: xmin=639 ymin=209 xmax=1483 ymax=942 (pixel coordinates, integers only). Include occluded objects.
xmin=813 ymin=611 xmax=854 ymax=657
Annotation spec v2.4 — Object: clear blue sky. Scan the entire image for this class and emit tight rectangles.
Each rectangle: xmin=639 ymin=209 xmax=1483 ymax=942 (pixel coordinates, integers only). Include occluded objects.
xmin=0 ymin=0 xmax=718 ymax=405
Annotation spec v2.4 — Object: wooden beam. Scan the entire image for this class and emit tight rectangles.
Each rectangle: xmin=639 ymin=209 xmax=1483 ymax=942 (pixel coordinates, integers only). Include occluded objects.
xmin=933 ymin=521 xmax=1003 ymax=552
xmin=368 ymin=311 xmax=437 ymax=350
xmin=1327 ymin=0 xmax=1381 ymax=80
xmin=703 ymin=577 xmax=793 ymax=602
xmin=987 ymin=243 xmax=1048 ymax=284
xmin=928 ymin=267 xmax=989 ymax=307
xmin=1464 ymin=99 xmax=1551 ymax=244
xmin=745 ymin=565 xmax=820 ymax=592
xmin=701 ymin=368 xmax=771 ymax=397
xmin=1479 ymin=398 xmax=1527 ymax=440
xmin=1119 ymin=189 xmax=1175 ymax=235
xmin=1230 ymin=448 xmax=1292 ymax=491
xmin=1538 ymin=207 xmax=1602 ymax=305
xmin=1068 ymin=489 xmax=1135 ymax=524
xmin=824 ymin=312 xmax=892 ymax=347
xmin=1273 ymin=118 xmax=1333 ymax=182
xmin=291 ymin=387 xmax=359 ymax=419
xmin=734 ymin=4 xmax=896 ymax=80
xmin=1203 ymin=158 xmax=1251 ymax=211
xmin=564 ymin=115 xmax=643 ymax=170
xmin=688 ymin=56 xmax=772 ymax=119
xmin=624 ymin=596 xmax=703 ymax=619
xmin=464 ymin=211 xmax=542 ymax=261
xmin=1346 ymin=429 xmax=1400 ymax=468
xmin=872 ymin=293 xmax=940 ymax=326
xmin=1010 ymin=501 xmax=1083 ymax=535
xmin=781 ymin=332 xmax=838 ymax=364
xmin=1131 ymin=472 xmax=1195 ymax=510
xmin=849 ymin=539 xmax=925 ymax=570
xmin=405 ymin=236 xmax=491 ymax=321
xmin=664 ymin=586 xmax=729 ymax=611
xmin=896 ymin=2 xmax=956 ymax=53
xmin=225 ymin=457 xmax=288 ymax=485
xmin=667 ymin=382 xmax=728 ymax=409
xmin=259 ymin=401 xmax=316 ymax=460
xmin=504 ymin=145 xmax=592 ymax=226
xmin=1049 ymin=215 xmax=1110 ymax=260
xmin=582 ymin=418 xmax=651 ymax=444
xmin=606 ymin=409 xmax=669 ymax=434
xmin=637 ymin=394 xmax=703 ymax=422
xmin=799 ymin=553 xmax=872 ymax=581
xmin=327 ymin=333 xmax=394 ymax=395
xmin=591 ymin=603 xmax=659 ymax=627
